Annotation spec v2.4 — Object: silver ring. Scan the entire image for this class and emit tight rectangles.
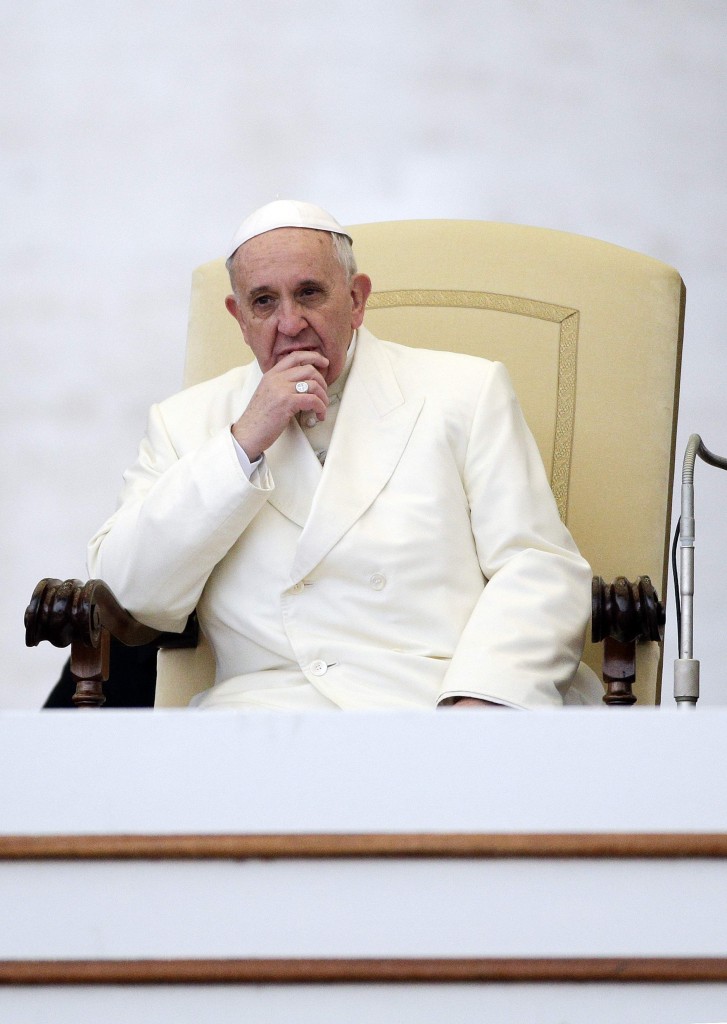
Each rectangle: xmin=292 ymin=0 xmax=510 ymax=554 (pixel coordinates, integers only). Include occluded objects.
xmin=295 ymin=381 xmax=309 ymax=394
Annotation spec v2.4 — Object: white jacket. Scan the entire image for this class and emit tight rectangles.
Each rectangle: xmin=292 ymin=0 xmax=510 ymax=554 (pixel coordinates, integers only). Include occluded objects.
xmin=88 ymin=326 xmax=592 ymax=709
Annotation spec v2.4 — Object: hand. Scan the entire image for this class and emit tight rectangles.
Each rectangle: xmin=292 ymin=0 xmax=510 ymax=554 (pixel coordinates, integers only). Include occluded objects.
xmin=232 ymin=351 xmax=330 ymax=461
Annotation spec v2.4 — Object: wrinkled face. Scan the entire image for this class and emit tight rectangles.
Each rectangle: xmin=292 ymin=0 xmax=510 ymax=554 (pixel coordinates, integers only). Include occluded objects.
xmin=225 ymin=228 xmax=371 ymax=386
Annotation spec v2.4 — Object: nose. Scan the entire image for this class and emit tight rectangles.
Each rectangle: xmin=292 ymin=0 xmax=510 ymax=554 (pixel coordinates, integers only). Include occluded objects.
xmin=276 ymin=298 xmax=308 ymax=337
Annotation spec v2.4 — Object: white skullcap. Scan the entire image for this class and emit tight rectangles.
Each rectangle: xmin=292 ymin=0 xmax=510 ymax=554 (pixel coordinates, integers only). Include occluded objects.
xmin=227 ymin=199 xmax=352 ymax=260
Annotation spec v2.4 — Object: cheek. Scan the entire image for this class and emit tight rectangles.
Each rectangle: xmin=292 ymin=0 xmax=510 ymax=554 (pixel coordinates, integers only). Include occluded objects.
xmin=350 ymin=303 xmax=365 ymax=329
xmin=243 ymin=324 xmax=274 ymax=362
xmin=324 ymin=345 xmax=350 ymax=385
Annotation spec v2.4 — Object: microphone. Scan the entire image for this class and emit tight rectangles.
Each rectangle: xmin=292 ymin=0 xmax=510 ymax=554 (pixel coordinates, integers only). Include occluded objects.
xmin=674 ymin=435 xmax=727 ymax=708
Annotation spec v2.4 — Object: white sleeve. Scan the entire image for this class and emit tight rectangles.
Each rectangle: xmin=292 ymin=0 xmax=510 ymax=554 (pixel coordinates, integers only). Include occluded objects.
xmin=437 ymin=362 xmax=591 ymax=709
xmin=230 ymin=430 xmax=266 ymax=483
xmin=87 ymin=404 xmax=273 ymax=633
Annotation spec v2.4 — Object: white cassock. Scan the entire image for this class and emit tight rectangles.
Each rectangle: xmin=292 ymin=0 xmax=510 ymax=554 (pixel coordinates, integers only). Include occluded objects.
xmin=88 ymin=326 xmax=594 ymax=710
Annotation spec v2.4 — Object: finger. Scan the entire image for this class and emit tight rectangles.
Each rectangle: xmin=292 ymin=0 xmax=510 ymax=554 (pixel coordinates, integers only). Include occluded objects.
xmin=290 ymin=379 xmax=328 ymax=408
xmin=289 ymin=365 xmax=329 ymax=390
xmin=275 ymin=349 xmax=330 ymax=373
xmin=259 ymin=365 xmax=328 ymax=404
xmin=288 ymin=379 xmax=329 ymax=422
xmin=293 ymin=394 xmax=329 ymax=424
xmin=266 ymin=353 xmax=329 ymax=392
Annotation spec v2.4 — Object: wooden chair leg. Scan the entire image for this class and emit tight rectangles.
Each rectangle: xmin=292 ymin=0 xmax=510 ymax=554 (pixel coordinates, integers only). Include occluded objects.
xmin=70 ymin=628 xmax=110 ymax=709
xmin=602 ymin=635 xmax=637 ymax=706
xmin=592 ymin=576 xmax=665 ymax=706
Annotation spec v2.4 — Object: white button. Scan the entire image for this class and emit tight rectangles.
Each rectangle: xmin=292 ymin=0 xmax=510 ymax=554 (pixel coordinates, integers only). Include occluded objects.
xmin=309 ymin=660 xmax=328 ymax=676
xmin=369 ymin=572 xmax=386 ymax=590
xmin=291 ymin=582 xmax=304 ymax=594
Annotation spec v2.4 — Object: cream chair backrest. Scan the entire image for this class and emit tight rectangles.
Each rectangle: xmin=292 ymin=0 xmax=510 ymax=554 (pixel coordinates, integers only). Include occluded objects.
xmin=156 ymin=220 xmax=684 ymax=707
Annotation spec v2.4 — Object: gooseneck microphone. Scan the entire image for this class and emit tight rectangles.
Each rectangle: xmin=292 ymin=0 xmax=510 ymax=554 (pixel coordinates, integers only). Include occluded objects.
xmin=674 ymin=434 xmax=727 ymax=708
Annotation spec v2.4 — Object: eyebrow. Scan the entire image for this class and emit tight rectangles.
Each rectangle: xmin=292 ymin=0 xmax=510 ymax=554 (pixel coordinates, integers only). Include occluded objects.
xmin=247 ymin=278 xmax=325 ymax=300
xmin=247 ymin=285 xmax=276 ymax=301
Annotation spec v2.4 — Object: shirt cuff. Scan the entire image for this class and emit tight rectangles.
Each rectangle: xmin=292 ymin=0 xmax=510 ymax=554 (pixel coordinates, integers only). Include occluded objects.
xmin=230 ymin=431 xmax=264 ymax=481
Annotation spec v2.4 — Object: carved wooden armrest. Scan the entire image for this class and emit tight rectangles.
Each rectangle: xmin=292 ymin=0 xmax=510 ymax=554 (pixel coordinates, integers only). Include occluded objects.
xmin=592 ymin=575 xmax=665 ymax=706
xmin=25 ymin=578 xmax=197 ymax=709
xmin=27 ymin=575 xmax=664 ymax=710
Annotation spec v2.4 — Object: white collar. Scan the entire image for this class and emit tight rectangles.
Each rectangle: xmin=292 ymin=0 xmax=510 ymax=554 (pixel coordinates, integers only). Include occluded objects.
xmin=328 ymin=330 xmax=357 ymax=400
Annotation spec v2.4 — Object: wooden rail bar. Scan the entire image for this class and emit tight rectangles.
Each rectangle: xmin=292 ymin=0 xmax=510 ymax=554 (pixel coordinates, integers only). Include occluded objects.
xmin=2 ymin=832 xmax=727 ymax=860
xmin=3 ymin=957 xmax=727 ymax=985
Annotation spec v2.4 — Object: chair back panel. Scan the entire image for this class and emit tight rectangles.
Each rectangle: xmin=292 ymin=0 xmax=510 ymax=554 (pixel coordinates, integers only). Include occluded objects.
xmin=155 ymin=221 xmax=684 ymax=707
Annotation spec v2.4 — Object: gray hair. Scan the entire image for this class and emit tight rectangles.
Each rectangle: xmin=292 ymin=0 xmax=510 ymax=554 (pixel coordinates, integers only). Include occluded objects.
xmin=331 ymin=232 xmax=357 ymax=278
xmin=226 ymin=230 xmax=357 ymax=292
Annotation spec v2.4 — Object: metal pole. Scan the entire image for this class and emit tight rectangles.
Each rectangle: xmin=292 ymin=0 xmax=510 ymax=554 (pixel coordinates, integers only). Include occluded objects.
xmin=674 ymin=434 xmax=727 ymax=707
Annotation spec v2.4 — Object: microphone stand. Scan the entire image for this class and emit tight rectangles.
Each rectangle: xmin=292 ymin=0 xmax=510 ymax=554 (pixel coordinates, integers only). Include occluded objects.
xmin=674 ymin=434 xmax=727 ymax=708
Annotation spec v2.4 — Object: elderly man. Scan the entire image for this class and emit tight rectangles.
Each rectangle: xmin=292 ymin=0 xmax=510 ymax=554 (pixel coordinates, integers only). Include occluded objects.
xmin=88 ymin=200 xmax=593 ymax=710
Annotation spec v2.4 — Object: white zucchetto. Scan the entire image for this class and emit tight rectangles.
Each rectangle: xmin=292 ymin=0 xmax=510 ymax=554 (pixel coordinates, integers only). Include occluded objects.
xmin=227 ymin=200 xmax=352 ymax=260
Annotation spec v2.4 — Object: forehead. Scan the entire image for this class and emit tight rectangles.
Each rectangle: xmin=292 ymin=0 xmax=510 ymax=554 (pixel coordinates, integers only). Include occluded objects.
xmin=234 ymin=227 xmax=340 ymax=291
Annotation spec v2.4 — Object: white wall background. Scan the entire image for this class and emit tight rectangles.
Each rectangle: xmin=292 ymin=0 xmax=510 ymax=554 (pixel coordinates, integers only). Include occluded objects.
xmin=3 ymin=0 xmax=726 ymax=709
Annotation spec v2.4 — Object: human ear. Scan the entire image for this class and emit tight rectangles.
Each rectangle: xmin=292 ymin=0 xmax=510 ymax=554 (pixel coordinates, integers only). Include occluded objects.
xmin=225 ymin=294 xmax=240 ymax=321
xmin=350 ymin=274 xmax=372 ymax=329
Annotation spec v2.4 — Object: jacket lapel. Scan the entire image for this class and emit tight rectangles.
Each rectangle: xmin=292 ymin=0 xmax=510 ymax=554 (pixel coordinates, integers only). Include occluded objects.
xmin=265 ymin=423 xmax=323 ymax=528
xmin=237 ymin=360 xmax=322 ymax=529
xmin=290 ymin=328 xmax=424 ymax=582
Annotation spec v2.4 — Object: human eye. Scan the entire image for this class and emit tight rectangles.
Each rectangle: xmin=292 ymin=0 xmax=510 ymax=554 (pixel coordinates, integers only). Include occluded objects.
xmin=298 ymin=284 xmax=324 ymax=302
xmin=251 ymin=293 xmax=274 ymax=313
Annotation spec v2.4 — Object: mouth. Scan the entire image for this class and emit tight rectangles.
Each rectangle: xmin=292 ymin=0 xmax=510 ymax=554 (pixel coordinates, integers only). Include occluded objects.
xmin=275 ymin=344 xmax=321 ymax=360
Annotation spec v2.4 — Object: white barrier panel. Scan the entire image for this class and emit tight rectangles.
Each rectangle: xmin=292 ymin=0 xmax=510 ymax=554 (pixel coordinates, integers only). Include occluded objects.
xmin=2 ymin=708 xmax=727 ymax=834
xmin=2 ymin=709 xmax=727 ymax=1020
